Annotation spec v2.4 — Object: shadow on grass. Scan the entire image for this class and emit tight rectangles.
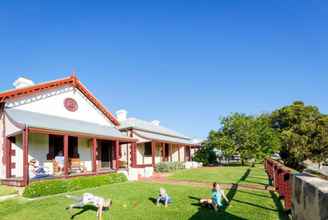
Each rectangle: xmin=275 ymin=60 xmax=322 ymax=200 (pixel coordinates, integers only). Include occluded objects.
xmin=241 ymin=179 xmax=268 ymax=186
xmin=188 ymin=169 xmax=251 ymax=220
xmin=69 ymin=205 xmax=99 ymax=219
xmin=237 ymin=190 xmax=272 ymax=198
xmin=189 ymin=196 xmax=246 ymax=220
xmin=240 ymin=169 xmax=251 ymax=181
xmin=270 ymin=191 xmax=290 ymax=220
xmin=148 ymin=197 xmax=157 ymax=205
xmin=232 ymin=198 xmax=279 ymax=212
xmin=246 ymin=176 xmax=268 ymax=181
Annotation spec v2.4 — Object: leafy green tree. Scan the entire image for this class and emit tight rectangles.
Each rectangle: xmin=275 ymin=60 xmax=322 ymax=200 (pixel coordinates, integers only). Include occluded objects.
xmin=193 ymin=130 xmax=219 ymax=165
xmin=310 ymin=115 xmax=328 ymax=167
xmin=217 ymin=133 xmax=236 ymax=162
xmin=251 ymin=114 xmax=281 ymax=160
xmin=198 ymin=101 xmax=327 ymax=169
xmin=218 ymin=113 xmax=280 ymax=165
xmin=219 ymin=113 xmax=253 ymax=165
xmin=270 ymin=101 xmax=323 ymax=169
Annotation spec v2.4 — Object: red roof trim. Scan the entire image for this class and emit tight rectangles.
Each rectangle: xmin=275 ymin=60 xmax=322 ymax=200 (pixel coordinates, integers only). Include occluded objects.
xmin=0 ymin=75 xmax=120 ymax=126
xmin=74 ymin=78 xmax=120 ymax=126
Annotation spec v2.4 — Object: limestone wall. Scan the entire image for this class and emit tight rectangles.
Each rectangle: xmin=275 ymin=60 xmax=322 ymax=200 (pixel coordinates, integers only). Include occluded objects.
xmin=292 ymin=174 xmax=328 ymax=220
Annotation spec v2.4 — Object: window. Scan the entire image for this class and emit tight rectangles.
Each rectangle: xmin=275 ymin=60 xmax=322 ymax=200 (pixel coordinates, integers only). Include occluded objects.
xmin=47 ymin=135 xmax=79 ymax=159
xmin=144 ymin=142 xmax=152 ymax=156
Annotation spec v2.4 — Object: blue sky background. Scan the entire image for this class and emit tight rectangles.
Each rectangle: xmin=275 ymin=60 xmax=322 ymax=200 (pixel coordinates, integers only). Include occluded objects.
xmin=0 ymin=1 xmax=327 ymax=138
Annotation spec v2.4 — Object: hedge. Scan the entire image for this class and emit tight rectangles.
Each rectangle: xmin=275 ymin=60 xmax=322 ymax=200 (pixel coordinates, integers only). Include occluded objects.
xmin=23 ymin=173 xmax=127 ymax=198
xmin=155 ymin=161 xmax=185 ymax=173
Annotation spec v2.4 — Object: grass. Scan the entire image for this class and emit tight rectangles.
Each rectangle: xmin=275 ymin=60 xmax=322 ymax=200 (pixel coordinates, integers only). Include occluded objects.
xmin=168 ymin=164 xmax=269 ymax=185
xmin=0 ymin=181 xmax=288 ymax=220
xmin=0 ymin=185 xmax=17 ymax=197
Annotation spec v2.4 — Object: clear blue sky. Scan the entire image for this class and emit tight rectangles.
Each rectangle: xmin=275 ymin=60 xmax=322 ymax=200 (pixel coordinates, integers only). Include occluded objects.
xmin=0 ymin=1 xmax=327 ymax=138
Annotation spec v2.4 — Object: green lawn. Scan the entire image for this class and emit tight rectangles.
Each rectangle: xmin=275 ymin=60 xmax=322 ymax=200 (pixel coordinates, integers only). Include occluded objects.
xmin=0 ymin=181 xmax=288 ymax=220
xmin=168 ymin=165 xmax=269 ymax=185
xmin=0 ymin=185 xmax=17 ymax=197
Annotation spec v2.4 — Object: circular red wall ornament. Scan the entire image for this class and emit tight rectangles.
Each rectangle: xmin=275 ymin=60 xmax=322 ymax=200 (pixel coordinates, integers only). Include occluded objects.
xmin=64 ymin=98 xmax=78 ymax=112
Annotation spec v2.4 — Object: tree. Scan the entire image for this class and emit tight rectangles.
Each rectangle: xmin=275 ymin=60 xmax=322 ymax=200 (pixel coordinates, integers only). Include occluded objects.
xmin=252 ymin=114 xmax=281 ymax=160
xmin=310 ymin=115 xmax=328 ymax=167
xmin=217 ymin=113 xmax=280 ymax=165
xmin=270 ymin=101 xmax=323 ymax=169
xmin=193 ymin=130 xmax=219 ymax=165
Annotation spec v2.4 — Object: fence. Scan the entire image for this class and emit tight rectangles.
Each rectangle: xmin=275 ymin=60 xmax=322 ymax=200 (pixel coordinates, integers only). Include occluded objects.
xmin=264 ymin=158 xmax=293 ymax=210
xmin=265 ymin=158 xmax=328 ymax=220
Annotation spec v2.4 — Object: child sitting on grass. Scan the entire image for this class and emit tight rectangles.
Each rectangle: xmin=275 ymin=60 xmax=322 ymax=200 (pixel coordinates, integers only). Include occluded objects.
xmin=66 ymin=193 xmax=112 ymax=220
xmin=200 ymin=182 xmax=229 ymax=211
xmin=156 ymin=188 xmax=172 ymax=207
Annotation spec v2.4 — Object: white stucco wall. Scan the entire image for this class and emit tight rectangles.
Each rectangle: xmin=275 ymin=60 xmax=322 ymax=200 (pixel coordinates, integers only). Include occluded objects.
xmin=136 ymin=143 xmax=152 ymax=165
xmin=136 ymin=143 xmax=163 ymax=165
xmin=190 ymin=148 xmax=198 ymax=159
xmin=136 ymin=144 xmax=143 ymax=164
xmin=10 ymin=134 xmax=94 ymax=177
xmin=28 ymin=133 xmax=49 ymax=166
xmin=135 ymin=142 xmax=188 ymax=165
xmin=12 ymin=134 xmax=23 ymax=177
xmin=155 ymin=143 xmax=161 ymax=164
xmin=131 ymin=131 xmax=190 ymax=166
xmin=5 ymin=86 xmax=114 ymax=126
xmin=180 ymin=146 xmax=185 ymax=161
xmin=78 ymin=137 xmax=92 ymax=172
xmin=4 ymin=114 xmax=22 ymax=136
xmin=171 ymin=144 xmax=179 ymax=162
xmin=120 ymin=143 xmax=130 ymax=166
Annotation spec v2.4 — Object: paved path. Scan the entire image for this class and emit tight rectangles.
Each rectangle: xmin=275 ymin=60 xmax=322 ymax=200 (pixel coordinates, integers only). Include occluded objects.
xmin=140 ymin=173 xmax=274 ymax=191
xmin=0 ymin=194 xmax=18 ymax=202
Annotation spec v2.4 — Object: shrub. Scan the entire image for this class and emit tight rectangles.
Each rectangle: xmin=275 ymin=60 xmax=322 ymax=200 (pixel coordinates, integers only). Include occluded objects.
xmin=155 ymin=161 xmax=185 ymax=173
xmin=23 ymin=173 xmax=127 ymax=198
xmin=193 ymin=145 xmax=218 ymax=166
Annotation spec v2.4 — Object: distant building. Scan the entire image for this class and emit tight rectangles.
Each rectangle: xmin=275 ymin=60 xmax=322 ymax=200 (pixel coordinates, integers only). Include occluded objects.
xmin=116 ymin=110 xmax=200 ymax=169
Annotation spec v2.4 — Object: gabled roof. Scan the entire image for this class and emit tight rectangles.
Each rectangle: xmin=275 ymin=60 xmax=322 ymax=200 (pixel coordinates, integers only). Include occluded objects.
xmin=119 ymin=117 xmax=190 ymax=139
xmin=0 ymin=75 xmax=120 ymax=126
xmin=118 ymin=117 xmax=197 ymax=145
xmin=133 ymin=130 xmax=195 ymax=145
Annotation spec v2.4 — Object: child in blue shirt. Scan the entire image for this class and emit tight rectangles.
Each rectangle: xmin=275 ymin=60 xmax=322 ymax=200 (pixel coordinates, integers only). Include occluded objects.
xmin=156 ymin=188 xmax=172 ymax=207
xmin=200 ymin=182 xmax=229 ymax=211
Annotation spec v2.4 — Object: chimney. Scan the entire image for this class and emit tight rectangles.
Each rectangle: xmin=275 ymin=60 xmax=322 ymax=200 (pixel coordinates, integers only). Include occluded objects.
xmin=151 ymin=120 xmax=160 ymax=126
xmin=116 ymin=109 xmax=128 ymax=121
xmin=13 ymin=77 xmax=34 ymax=89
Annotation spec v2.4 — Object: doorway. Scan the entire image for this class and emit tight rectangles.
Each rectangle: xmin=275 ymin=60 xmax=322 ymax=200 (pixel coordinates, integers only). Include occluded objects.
xmin=185 ymin=146 xmax=191 ymax=161
xmin=98 ymin=140 xmax=113 ymax=169
xmin=163 ymin=143 xmax=170 ymax=161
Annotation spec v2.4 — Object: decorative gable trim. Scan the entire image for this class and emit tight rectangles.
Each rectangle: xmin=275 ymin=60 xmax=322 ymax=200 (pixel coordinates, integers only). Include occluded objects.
xmin=0 ymin=75 xmax=120 ymax=126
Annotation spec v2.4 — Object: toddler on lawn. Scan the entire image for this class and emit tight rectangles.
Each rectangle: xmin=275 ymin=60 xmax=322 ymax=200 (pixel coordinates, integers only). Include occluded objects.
xmin=156 ymin=188 xmax=172 ymax=207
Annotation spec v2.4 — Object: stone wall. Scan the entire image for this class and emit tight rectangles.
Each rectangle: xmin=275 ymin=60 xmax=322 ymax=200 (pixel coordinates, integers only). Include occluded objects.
xmin=292 ymin=174 xmax=328 ymax=220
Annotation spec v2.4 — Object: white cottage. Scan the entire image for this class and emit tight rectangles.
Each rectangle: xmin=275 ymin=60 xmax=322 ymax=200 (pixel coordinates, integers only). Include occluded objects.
xmin=0 ymin=75 xmax=136 ymax=186
xmin=116 ymin=110 xmax=200 ymax=171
